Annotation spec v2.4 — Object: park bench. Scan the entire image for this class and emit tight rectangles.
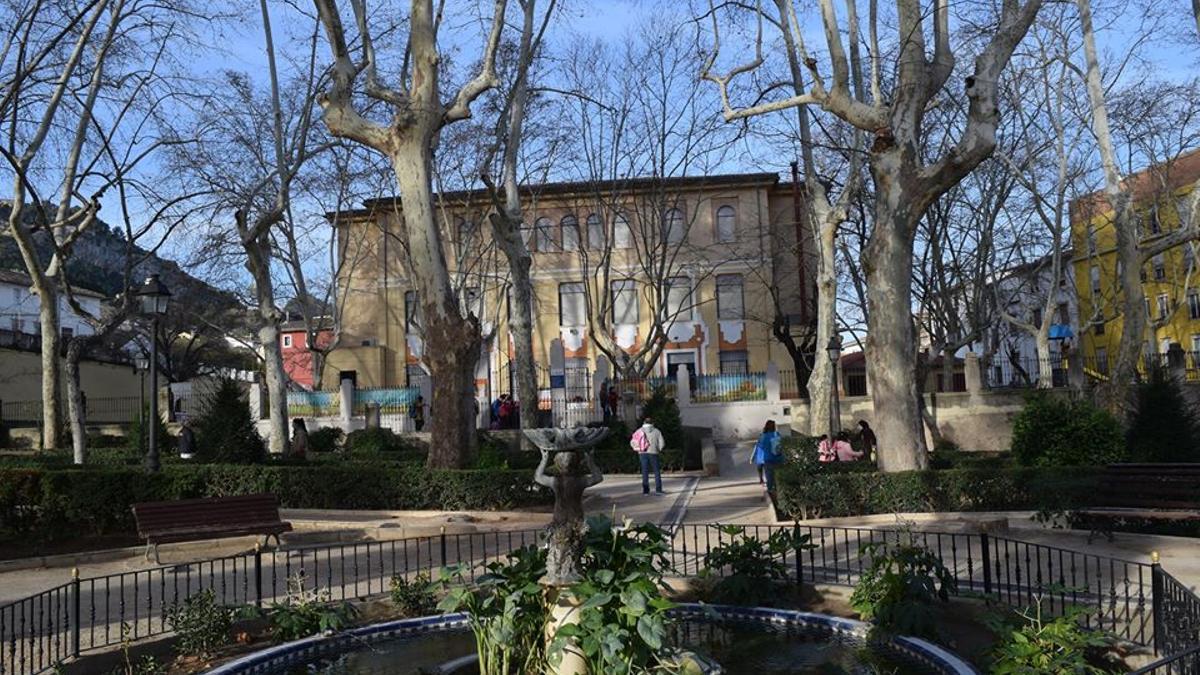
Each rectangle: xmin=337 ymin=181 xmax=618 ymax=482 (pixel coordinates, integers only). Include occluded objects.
xmin=1076 ymin=463 xmax=1200 ymax=541
xmin=132 ymin=494 xmax=292 ymax=563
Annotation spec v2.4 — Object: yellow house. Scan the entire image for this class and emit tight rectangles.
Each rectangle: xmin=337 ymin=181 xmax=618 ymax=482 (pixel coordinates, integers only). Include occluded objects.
xmin=322 ymin=173 xmax=815 ymax=396
xmin=1071 ymin=149 xmax=1200 ymax=375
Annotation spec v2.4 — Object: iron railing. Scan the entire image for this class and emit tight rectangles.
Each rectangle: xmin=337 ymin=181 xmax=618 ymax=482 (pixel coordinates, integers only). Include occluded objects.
xmin=2 ymin=523 xmax=1196 ymax=674
xmin=778 ymin=369 xmax=806 ymax=400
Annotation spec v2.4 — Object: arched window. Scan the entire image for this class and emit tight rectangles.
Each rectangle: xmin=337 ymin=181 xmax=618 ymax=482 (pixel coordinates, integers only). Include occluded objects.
xmin=535 ymin=217 xmax=557 ymax=252
xmin=561 ymin=215 xmax=579 ymax=252
xmin=715 ymin=205 xmax=736 ymax=242
xmin=456 ymin=219 xmax=477 ymax=250
xmin=613 ymin=213 xmax=632 ymax=249
xmin=664 ymin=208 xmax=685 ymax=244
xmin=586 ymin=213 xmax=604 ymax=250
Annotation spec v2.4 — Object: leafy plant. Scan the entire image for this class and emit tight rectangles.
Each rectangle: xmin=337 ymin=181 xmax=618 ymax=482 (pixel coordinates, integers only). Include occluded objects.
xmin=194 ymin=379 xmax=264 ymax=464
xmin=165 ymin=589 xmax=233 ymax=657
xmin=548 ymin=514 xmax=676 ymax=675
xmin=108 ymin=622 xmax=167 ymax=675
xmin=1011 ymin=392 xmax=1125 ymax=467
xmin=437 ymin=546 xmax=548 ymax=675
xmin=389 ymin=572 xmax=438 ymax=617
xmin=700 ymin=525 xmax=814 ymax=605
xmin=987 ymin=593 xmax=1117 ymax=674
xmin=850 ymin=535 xmax=957 ymax=638
xmin=1127 ymin=367 xmax=1200 ymax=462
xmin=259 ymin=573 xmax=358 ymax=641
xmin=126 ymin=407 xmax=173 ymax=457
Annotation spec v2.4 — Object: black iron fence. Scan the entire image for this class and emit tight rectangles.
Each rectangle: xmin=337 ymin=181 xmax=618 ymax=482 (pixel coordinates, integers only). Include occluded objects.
xmin=2 ymin=523 xmax=1196 ymax=674
xmin=778 ymin=369 xmax=806 ymax=400
xmin=0 ymin=397 xmax=140 ymax=428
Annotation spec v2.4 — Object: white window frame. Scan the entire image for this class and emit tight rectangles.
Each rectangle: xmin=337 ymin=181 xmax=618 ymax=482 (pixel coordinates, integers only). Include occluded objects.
xmin=611 ymin=280 xmax=638 ymax=325
xmin=663 ymin=208 xmax=685 ymax=245
xmin=613 ymin=213 xmax=632 ymax=249
xmin=715 ymin=205 xmax=736 ymax=243
xmin=1190 ymin=290 xmax=1200 ymax=320
xmin=665 ymin=276 xmax=692 ymax=322
xmin=1158 ymin=293 xmax=1170 ymax=320
xmin=586 ymin=213 xmax=604 ymax=250
xmin=535 ymin=217 xmax=558 ymax=252
xmin=716 ymin=274 xmax=744 ymax=320
xmin=282 ymin=334 xmax=293 ymax=348
xmin=558 ymin=282 xmax=586 ymax=328
xmin=561 ymin=215 xmax=579 ymax=252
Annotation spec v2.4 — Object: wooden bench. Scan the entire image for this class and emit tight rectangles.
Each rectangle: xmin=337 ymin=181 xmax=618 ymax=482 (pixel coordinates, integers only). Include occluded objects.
xmin=1076 ymin=464 xmax=1200 ymax=541
xmin=132 ymin=494 xmax=292 ymax=563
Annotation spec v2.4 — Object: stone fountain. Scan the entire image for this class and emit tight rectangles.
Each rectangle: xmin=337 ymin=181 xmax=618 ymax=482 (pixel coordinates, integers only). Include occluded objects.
xmin=524 ymin=426 xmax=609 ymax=675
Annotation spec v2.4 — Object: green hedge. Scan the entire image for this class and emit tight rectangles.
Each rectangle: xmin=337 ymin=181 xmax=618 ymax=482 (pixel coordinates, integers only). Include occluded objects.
xmin=0 ymin=464 xmax=552 ymax=541
xmin=774 ymin=465 xmax=1103 ymax=520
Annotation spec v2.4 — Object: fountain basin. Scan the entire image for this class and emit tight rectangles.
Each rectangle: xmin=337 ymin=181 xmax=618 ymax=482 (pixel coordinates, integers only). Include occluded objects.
xmin=203 ymin=604 xmax=979 ymax=674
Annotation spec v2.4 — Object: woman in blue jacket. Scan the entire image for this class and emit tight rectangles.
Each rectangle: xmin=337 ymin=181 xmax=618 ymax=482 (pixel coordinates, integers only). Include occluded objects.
xmin=751 ymin=420 xmax=782 ymax=491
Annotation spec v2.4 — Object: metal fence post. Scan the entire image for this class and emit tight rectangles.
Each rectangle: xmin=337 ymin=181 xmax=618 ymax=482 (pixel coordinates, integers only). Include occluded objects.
xmin=254 ymin=543 xmax=263 ymax=609
xmin=440 ymin=526 xmax=448 ymax=567
xmin=980 ymin=533 xmax=993 ymax=596
xmin=1151 ymin=551 xmax=1164 ymax=656
xmin=793 ymin=522 xmax=804 ymax=586
xmin=71 ymin=568 xmax=80 ymax=658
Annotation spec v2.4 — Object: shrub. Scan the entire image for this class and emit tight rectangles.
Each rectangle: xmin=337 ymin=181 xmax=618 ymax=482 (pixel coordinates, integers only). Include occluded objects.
xmin=1011 ymin=392 xmax=1124 ymax=467
xmin=344 ymin=427 xmax=423 ymax=457
xmin=126 ymin=408 xmax=173 ymax=457
xmin=700 ymin=525 xmax=814 ymax=605
xmin=165 ymin=589 xmax=234 ymax=657
xmin=194 ymin=380 xmax=263 ymax=464
xmin=641 ymin=387 xmax=683 ymax=450
xmin=306 ymin=427 xmax=344 ymax=454
xmin=259 ymin=574 xmax=357 ymax=641
xmin=0 ymin=421 xmax=9 ymax=449
xmin=773 ymin=465 xmax=1102 ymax=520
xmin=0 ymin=464 xmax=551 ymax=541
xmin=389 ymin=572 xmax=438 ymax=617
xmin=850 ymin=535 xmax=956 ymax=638
xmin=1127 ymin=368 xmax=1200 ymax=463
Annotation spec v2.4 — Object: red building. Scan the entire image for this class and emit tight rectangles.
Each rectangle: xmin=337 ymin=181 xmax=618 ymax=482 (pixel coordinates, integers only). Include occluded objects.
xmin=280 ymin=319 xmax=334 ymax=390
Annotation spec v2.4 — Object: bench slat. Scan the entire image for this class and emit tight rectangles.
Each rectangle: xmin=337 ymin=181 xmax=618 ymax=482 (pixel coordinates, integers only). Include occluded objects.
xmin=132 ymin=493 xmax=290 ymax=546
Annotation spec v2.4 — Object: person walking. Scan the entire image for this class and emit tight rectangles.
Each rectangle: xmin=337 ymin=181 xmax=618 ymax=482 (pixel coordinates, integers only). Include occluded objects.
xmin=410 ymin=395 xmax=425 ymax=432
xmin=751 ymin=420 xmax=783 ymax=491
xmin=630 ymin=416 xmax=665 ymax=495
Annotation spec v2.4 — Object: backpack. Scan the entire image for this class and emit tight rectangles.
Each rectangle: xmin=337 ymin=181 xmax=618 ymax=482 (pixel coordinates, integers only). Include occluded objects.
xmin=630 ymin=428 xmax=650 ymax=453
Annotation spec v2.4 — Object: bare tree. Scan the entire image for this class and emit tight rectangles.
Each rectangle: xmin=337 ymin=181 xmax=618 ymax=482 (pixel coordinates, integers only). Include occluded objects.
xmin=702 ymin=0 xmax=1043 ymax=471
xmin=312 ymin=0 xmax=506 ymax=468
xmin=0 ymin=0 xmax=205 ymax=453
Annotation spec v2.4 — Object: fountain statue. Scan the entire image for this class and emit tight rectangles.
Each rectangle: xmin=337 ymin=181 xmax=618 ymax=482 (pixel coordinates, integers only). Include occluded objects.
xmin=525 ymin=426 xmax=609 ymax=675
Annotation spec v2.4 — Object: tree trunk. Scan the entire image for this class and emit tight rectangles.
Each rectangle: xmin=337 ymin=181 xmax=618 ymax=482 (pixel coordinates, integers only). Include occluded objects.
xmin=390 ymin=139 xmax=481 ymax=468
xmin=807 ymin=216 xmax=838 ymax=435
xmin=864 ymin=167 xmax=928 ymax=472
xmin=37 ymin=293 xmax=62 ymax=451
xmin=489 ymin=214 xmax=538 ymax=433
xmin=65 ymin=340 xmax=86 ymax=464
xmin=1035 ymin=324 xmax=1053 ymax=389
xmin=259 ymin=319 xmax=290 ymax=455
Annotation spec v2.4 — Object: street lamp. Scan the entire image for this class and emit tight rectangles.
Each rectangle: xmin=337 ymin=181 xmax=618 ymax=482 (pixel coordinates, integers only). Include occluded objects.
xmin=134 ymin=355 xmax=149 ymax=425
xmin=825 ymin=334 xmax=842 ymax=443
xmin=136 ymin=274 xmax=171 ymax=472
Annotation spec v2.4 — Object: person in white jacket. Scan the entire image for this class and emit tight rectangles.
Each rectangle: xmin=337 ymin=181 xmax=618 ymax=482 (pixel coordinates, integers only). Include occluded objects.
xmin=630 ymin=417 xmax=665 ymax=495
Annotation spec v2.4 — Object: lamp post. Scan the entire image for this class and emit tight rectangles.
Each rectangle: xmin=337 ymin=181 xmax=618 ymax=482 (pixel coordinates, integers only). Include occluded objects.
xmin=825 ymin=334 xmax=842 ymax=443
xmin=134 ymin=356 xmax=149 ymax=424
xmin=136 ymin=274 xmax=171 ymax=473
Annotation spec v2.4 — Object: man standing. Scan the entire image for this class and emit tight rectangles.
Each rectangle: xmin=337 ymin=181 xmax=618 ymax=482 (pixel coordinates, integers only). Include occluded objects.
xmin=630 ymin=416 xmax=665 ymax=495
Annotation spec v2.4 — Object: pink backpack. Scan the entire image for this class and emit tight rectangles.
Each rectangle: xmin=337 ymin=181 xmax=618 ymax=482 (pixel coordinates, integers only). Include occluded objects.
xmin=630 ymin=428 xmax=650 ymax=453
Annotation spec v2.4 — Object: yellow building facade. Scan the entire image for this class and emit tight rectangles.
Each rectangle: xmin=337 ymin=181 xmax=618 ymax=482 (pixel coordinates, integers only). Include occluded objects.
xmin=323 ymin=173 xmax=815 ymax=394
xmin=1071 ymin=150 xmax=1200 ymax=374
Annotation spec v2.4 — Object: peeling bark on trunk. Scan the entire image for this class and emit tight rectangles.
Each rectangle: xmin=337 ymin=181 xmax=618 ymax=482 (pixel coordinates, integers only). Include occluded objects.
xmin=37 ymin=295 xmax=62 ymax=451
xmin=808 ymin=215 xmax=839 ymax=435
xmin=65 ymin=341 xmax=86 ymax=464
xmin=864 ymin=162 xmax=928 ymax=471
xmin=259 ymin=320 xmax=290 ymax=454
xmin=392 ymin=141 xmax=481 ymax=469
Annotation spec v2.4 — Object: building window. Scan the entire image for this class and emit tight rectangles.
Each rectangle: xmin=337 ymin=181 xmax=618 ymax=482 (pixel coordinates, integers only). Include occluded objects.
xmin=1090 ymin=265 xmax=1100 ymax=295
xmin=10 ymin=288 xmax=18 ymax=303
xmin=404 ymin=290 xmax=421 ymax=333
xmin=1031 ymin=307 xmax=1042 ymax=327
xmin=1086 ymin=225 xmax=1096 ymax=255
xmin=282 ymin=334 xmax=293 ymax=348
xmin=719 ymin=350 xmax=749 ymax=374
xmin=586 ymin=213 xmax=604 ymax=250
xmin=1191 ymin=334 xmax=1200 ymax=360
xmin=1094 ymin=312 xmax=1104 ymax=336
xmin=406 ymin=365 xmax=427 ymax=388
xmin=716 ymin=274 xmax=744 ymax=320
xmin=1150 ymin=208 xmax=1162 ymax=235
xmin=558 ymin=282 xmax=586 ymax=327
xmin=561 ymin=215 xmax=579 ymax=252
xmin=61 ymin=326 xmax=73 ymax=340
xmin=613 ymin=213 xmax=632 ymax=249
xmin=663 ymin=208 xmax=685 ymax=244
xmin=456 ymin=219 xmax=476 ymax=250
xmin=1145 ymin=298 xmax=1152 ymax=318
xmin=665 ymin=277 xmax=691 ymax=321
xmin=534 ymin=217 xmax=557 ymax=252
xmin=1096 ymin=347 xmax=1109 ymax=375
xmin=715 ymin=205 xmax=736 ymax=243
xmin=611 ymin=280 xmax=638 ymax=325
xmin=1158 ymin=293 xmax=1170 ymax=320
xmin=1154 ymin=253 xmax=1166 ymax=280
xmin=1189 ymin=290 xmax=1200 ymax=319
xmin=1057 ymin=303 xmax=1070 ymax=325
